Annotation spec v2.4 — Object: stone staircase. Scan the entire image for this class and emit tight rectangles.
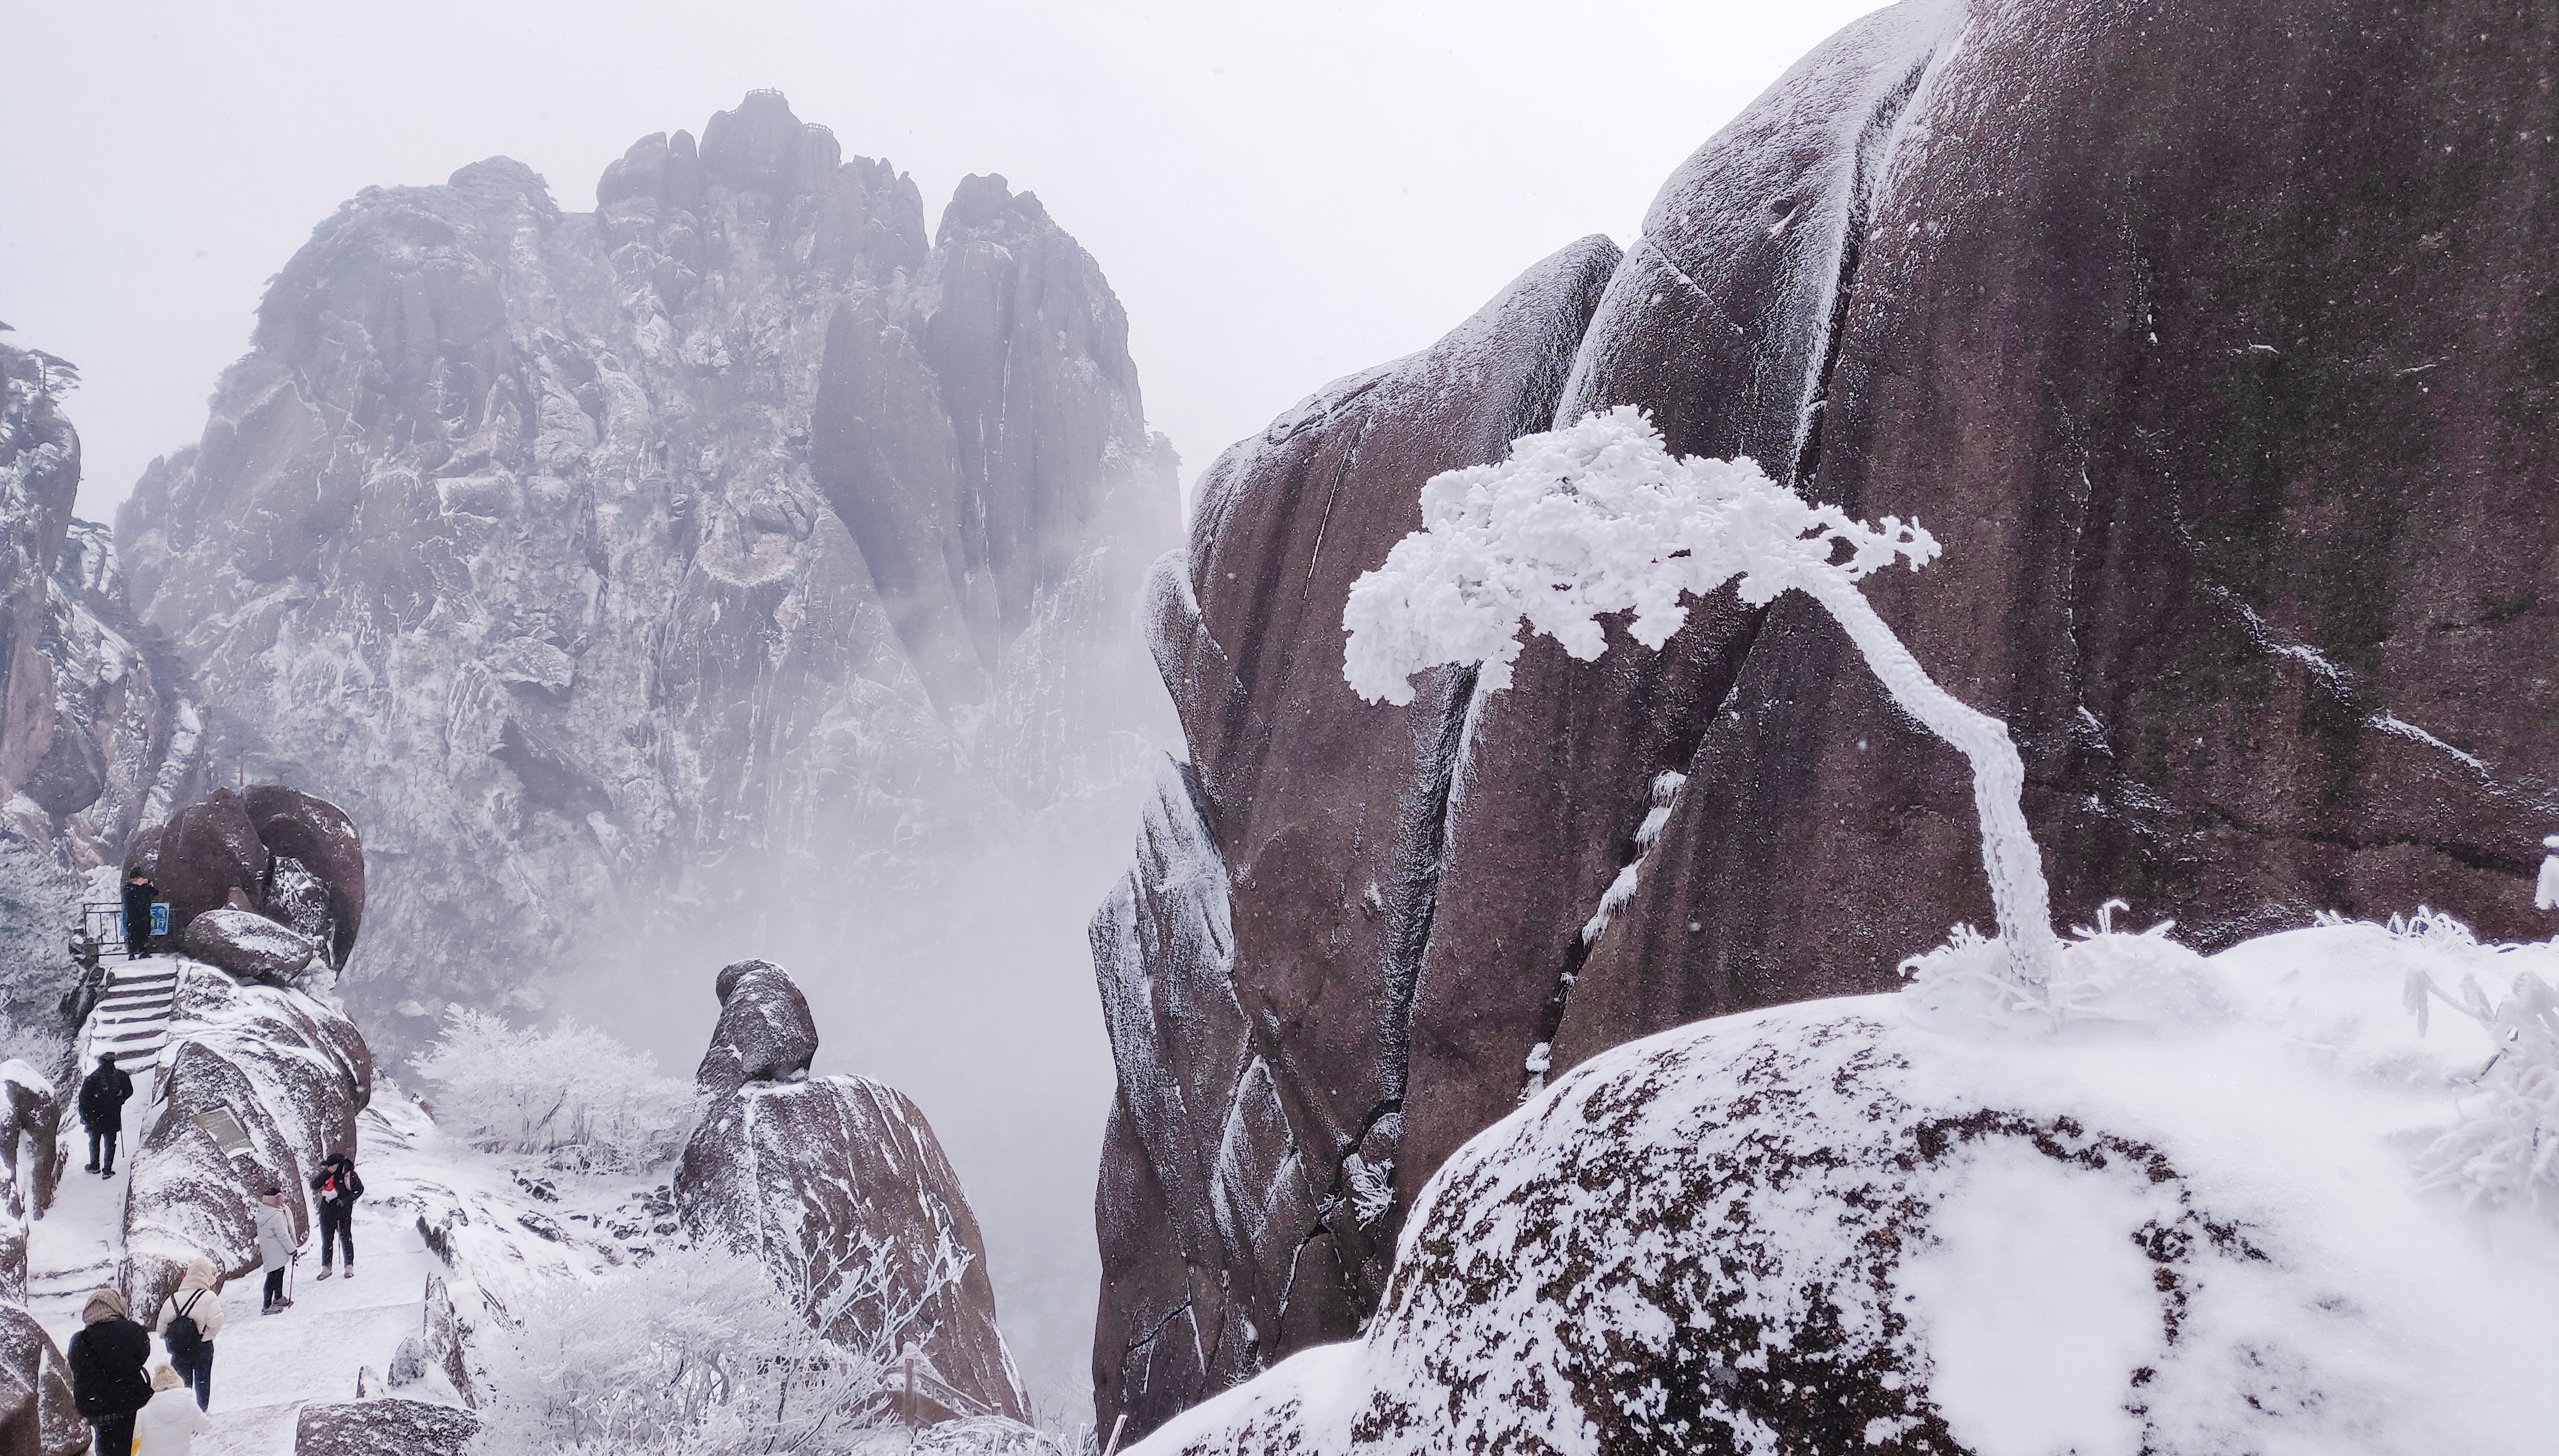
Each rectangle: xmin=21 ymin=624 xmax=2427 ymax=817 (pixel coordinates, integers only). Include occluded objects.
xmin=84 ymin=957 xmax=179 ymax=1071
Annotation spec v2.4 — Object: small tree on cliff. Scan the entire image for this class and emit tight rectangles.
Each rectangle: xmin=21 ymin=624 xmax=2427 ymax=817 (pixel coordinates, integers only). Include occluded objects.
xmin=1341 ymin=405 xmax=2061 ymax=991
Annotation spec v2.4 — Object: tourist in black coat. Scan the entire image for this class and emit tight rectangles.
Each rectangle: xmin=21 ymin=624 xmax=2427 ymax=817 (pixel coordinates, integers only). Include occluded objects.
xmin=68 ymin=1286 xmax=152 ymax=1456
xmin=310 ymin=1151 xmax=363 ymax=1278
xmin=119 ymin=870 xmax=157 ymax=959
xmin=77 ymin=1053 xmax=133 ymax=1177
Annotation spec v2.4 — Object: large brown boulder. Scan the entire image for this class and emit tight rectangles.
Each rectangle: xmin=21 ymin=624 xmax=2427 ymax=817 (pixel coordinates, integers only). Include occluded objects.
xmin=675 ymin=960 xmax=1027 ymax=1421
xmin=243 ymin=786 xmax=365 ymax=967
xmin=151 ymin=788 xmax=269 ymax=942
xmin=1094 ymin=0 xmax=2559 ymax=1437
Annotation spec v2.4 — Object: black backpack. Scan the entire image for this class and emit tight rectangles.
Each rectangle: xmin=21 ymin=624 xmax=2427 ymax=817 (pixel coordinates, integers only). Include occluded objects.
xmin=163 ymin=1291 xmax=206 ymax=1363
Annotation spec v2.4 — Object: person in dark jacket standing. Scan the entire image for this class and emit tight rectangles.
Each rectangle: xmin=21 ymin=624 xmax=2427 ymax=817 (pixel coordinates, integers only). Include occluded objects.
xmin=120 ymin=869 xmax=157 ymax=960
xmin=68 ymin=1286 xmax=152 ymax=1456
xmin=78 ymin=1053 xmax=133 ymax=1177
xmin=309 ymin=1151 xmax=362 ymax=1279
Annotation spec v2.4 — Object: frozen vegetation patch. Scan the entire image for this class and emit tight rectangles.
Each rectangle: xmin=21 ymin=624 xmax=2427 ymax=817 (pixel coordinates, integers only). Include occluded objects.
xmin=412 ymin=1009 xmax=700 ymax=1176
xmin=470 ymin=1241 xmax=1071 ymax=1456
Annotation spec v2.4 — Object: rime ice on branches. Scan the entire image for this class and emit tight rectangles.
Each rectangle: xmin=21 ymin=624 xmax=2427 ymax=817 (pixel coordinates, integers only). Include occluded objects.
xmin=1342 ymin=406 xmax=2060 ymax=988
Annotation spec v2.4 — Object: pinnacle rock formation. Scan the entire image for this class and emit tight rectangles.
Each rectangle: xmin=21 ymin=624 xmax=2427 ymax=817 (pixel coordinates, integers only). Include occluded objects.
xmin=675 ymin=958 xmax=1028 ymax=1420
xmin=1092 ymin=0 xmax=2559 ymax=1437
xmin=116 ymin=89 xmax=1178 ymax=1047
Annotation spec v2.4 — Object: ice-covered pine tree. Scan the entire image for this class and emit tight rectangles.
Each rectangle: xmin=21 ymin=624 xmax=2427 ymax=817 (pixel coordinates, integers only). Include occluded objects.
xmin=1342 ymin=405 xmax=2060 ymax=989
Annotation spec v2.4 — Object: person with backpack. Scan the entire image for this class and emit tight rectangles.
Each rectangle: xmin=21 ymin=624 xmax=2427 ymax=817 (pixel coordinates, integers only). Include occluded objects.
xmin=67 ymin=1287 xmax=152 ymax=1456
xmin=153 ymin=1257 xmax=223 ymax=1408
xmin=133 ymin=1363 xmax=212 ymax=1455
xmin=253 ymin=1187 xmax=297 ymax=1314
xmin=309 ymin=1151 xmax=362 ymax=1279
xmin=78 ymin=1053 xmax=134 ymax=1177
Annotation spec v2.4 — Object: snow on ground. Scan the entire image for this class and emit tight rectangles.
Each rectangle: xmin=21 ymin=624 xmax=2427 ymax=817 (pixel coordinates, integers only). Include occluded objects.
xmin=1134 ymin=917 xmax=2559 ymax=1455
xmin=28 ymin=954 xmax=679 ymax=1455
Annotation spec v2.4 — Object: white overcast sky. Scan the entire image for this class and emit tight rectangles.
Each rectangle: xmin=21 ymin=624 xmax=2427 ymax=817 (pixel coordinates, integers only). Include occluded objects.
xmin=2 ymin=0 xmax=1885 ymax=518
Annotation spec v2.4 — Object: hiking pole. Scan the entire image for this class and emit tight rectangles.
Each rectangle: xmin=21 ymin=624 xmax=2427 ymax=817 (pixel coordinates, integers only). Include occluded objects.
xmin=1102 ymin=1413 xmax=1129 ymax=1456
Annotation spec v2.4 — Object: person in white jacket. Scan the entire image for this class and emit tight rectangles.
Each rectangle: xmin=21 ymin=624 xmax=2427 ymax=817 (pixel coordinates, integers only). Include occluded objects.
xmin=133 ymin=1364 xmax=212 ymax=1455
xmin=253 ymin=1188 xmax=297 ymax=1314
xmin=153 ymin=1257 xmax=223 ymax=1407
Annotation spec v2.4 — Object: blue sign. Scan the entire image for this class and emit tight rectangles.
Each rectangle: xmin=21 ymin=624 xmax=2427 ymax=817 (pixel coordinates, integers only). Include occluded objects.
xmin=150 ymin=902 xmax=170 ymax=937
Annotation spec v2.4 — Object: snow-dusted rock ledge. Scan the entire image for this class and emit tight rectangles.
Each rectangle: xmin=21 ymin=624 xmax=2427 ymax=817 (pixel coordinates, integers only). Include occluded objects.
xmin=1134 ymin=922 xmax=2559 ymax=1456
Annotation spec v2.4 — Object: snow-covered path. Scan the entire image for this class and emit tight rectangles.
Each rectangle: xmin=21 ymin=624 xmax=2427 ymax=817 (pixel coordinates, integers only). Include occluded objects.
xmin=27 ymin=957 xmax=448 ymax=1453
xmin=185 ymin=1119 xmax=441 ymax=1456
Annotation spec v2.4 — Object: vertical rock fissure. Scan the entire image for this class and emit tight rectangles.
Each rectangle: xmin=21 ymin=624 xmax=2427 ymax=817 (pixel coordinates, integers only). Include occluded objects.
xmin=1789 ymin=54 xmax=1937 ymax=490
xmin=1379 ymin=663 xmax=1479 ymax=1103
xmin=1519 ymin=607 xmax=1773 ymax=1100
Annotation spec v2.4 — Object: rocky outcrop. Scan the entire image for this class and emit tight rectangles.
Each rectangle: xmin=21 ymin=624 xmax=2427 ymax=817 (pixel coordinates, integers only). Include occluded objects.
xmin=1095 ymin=0 xmax=2559 ymax=1434
xmin=0 ymin=335 xmax=199 ymax=1033
xmin=0 ymin=1306 xmax=83 ymax=1456
xmin=693 ymin=958 xmax=816 ymax=1097
xmin=675 ymin=959 xmax=1027 ymax=1420
xmin=1089 ymin=236 xmax=1620 ymax=1430
xmin=0 ymin=1062 xmax=61 ymax=1301
xmin=116 ymin=89 xmax=1178 ymax=1049
xmin=138 ymin=785 xmax=363 ymax=966
xmin=122 ymin=963 xmax=373 ymax=1321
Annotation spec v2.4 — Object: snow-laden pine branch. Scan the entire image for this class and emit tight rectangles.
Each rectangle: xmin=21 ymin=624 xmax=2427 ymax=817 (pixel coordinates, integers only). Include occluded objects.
xmin=1342 ymin=406 xmax=2060 ymax=987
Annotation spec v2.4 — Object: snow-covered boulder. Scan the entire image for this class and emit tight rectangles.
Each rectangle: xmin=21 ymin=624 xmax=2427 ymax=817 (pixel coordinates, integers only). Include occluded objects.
xmin=0 ymin=1304 xmax=84 ymax=1456
xmin=121 ymin=963 xmax=373 ymax=1322
xmin=675 ymin=960 xmax=1028 ymax=1421
xmin=694 ymin=958 xmax=820 ymax=1097
xmin=1134 ymin=923 xmax=2559 ymax=1455
xmin=0 ymin=1062 xmax=59 ymax=1224
xmin=292 ymin=1398 xmax=474 ymax=1456
xmin=180 ymin=906 xmax=318 ymax=983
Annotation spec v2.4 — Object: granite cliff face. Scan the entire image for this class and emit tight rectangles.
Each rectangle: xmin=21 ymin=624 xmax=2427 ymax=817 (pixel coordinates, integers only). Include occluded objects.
xmin=0 ymin=336 xmax=200 ymax=1037
xmin=117 ymin=91 xmax=1178 ymax=1043
xmin=1093 ymin=0 xmax=2559 ymax=1435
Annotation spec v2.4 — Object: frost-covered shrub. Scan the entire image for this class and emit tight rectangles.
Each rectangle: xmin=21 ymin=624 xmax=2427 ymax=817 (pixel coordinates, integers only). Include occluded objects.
xmin=471 ymin=1244 xmax=867 ymax=1455
xmin=412 ymin=1009 xmax=698 ymax=1174
xmin=1342 ymin=406 xmax=2059 ymax=987
xmin=471 ymin=1242 xmax=1069 ymax=1455
xmin=2397 ymin=908 xmax=2559 ymax=1212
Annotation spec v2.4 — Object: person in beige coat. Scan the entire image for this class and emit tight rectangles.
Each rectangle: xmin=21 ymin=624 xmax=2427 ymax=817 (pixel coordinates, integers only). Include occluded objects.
xmin=153 ymin=1257 xmax=224 ymax=1408
xmin=133 ymin=1364 xmax=212 ymax=1455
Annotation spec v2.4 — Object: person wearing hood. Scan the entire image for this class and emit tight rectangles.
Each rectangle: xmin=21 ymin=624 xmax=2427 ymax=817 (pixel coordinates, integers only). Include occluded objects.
xmin=153 ymin=1257 xmax=223 ymax=1408
xmin=77 ymin=1052 xmax=133 ymax=1177
xmin=133 ymin=1363 xmax=212 ymax=1455
xmin=68 ymin=1287 xmax=151 ymax=1456
xmin=253 ymin=1187 xmax=298 ymax=1314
